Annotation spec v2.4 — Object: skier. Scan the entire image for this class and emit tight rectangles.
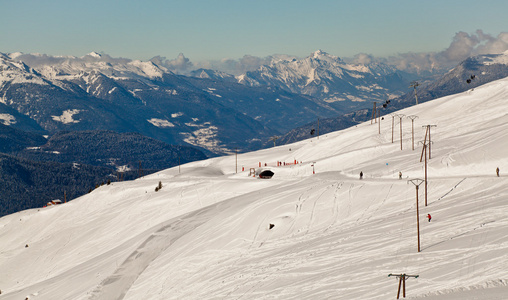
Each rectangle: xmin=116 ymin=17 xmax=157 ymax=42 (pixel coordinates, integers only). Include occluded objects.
xmin=399 ymin=171 xmax=402 ymax=179
xmin=496 ymin=167 xmax=500 ymax=177
xmin=360 ymin=171 xmax=363 ymax=180
xmin=427 ymin=214 xmax=432 ymax=222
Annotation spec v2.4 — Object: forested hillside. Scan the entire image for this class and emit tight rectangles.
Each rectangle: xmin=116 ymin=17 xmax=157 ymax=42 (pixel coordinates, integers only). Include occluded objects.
xmin=0 ymin=123 xmax=47 ymax=153
xmin=0 ymin=129 xmax=207 ymax=217
xmin=0 ymin=153 xmax=123 ymax=217
xmin=16 ymin=130 xmax=207 ymax=170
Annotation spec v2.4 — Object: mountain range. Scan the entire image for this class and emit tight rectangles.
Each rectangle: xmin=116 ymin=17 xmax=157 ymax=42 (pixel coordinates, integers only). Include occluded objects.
xmin=276 ymin=51 xmax=508 ymax=145
xmin=0 ymin=52 xmax=335 ymax=155
xmin=0 ymin=50 xmax=424 ymax=155
xmin=235 ymin=50 xmax=414 ymax=110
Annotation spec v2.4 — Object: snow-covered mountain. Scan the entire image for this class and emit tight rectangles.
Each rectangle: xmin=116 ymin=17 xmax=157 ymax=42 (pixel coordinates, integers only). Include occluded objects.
xmin=2 ymin=76 xmax=508 ymax=299
xmin=236 ymin=50 xmax=413 ymax=112
xmin=390 ymin=50 xmax=508 ymax=108
xmin=189 ymin=68 xmax=237 ymax=82
xmin=0 ymin=52 xmax=338 ymax=155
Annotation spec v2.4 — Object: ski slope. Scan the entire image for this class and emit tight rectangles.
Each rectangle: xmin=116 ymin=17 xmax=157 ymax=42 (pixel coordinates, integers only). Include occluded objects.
xmin=1 ymin=78 xmax=508 ymax=299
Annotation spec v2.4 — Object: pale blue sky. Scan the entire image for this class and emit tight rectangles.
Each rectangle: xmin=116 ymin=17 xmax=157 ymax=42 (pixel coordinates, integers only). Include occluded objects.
xmin=1 ymin=0 xmax=506 ymax=62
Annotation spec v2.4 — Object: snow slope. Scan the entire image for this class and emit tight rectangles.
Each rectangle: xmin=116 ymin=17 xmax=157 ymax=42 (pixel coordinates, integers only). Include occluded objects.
xmin=1 ymin=78 xmax=508 ymax=299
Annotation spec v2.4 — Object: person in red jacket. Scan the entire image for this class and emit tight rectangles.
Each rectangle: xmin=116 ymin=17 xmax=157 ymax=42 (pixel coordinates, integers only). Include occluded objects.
xmin=427 ymin=214 xmax=432 ymax=222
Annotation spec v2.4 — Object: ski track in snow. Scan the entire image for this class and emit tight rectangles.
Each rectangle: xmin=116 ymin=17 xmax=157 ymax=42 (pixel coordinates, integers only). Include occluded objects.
xmin=88 ymin=206 xmax=218 ymax=300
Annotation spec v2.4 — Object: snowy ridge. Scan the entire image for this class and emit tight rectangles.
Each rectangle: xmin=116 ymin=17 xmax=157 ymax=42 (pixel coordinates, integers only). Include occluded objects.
xmin=0 ymin=52 xmax=169 ymax=81
xmin=0 ymin=57 xmax=48 ymax=88
xmin=2 ymin=70 xmax=508 ymax=300
xmin=190 ymin=68 xmax=236 ymax=81
xmin=127 ymin=60 xmax=165 ymax=79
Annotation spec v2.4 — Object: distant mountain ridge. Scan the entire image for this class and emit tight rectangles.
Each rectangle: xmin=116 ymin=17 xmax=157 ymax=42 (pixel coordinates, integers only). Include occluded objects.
xmin=275 ymin=51 xmax=508 ymax=144
xmin=391 ymin=50 xmax=508 ymax=107
xmin=234 ymin=50 xmax=415 ymax=113
xmin=0 ymin=52 xmax=341 ymax=155
xmin=3 ymin=50 xmax=507 ymax=154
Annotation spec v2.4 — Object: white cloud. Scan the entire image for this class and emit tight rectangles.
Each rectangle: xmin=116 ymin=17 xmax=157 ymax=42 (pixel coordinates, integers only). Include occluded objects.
xmin=150 ymin=53 xmax=193 ymax=74
xmin=381 ymin=30 xmax=508 ymax=73
xmin=351 ymin=53 xmax=373 ymax=65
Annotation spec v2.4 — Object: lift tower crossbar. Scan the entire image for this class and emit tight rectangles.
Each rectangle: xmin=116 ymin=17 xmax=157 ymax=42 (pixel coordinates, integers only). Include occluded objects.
xmin=388 ymin=273 xmax=419 ymax=299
